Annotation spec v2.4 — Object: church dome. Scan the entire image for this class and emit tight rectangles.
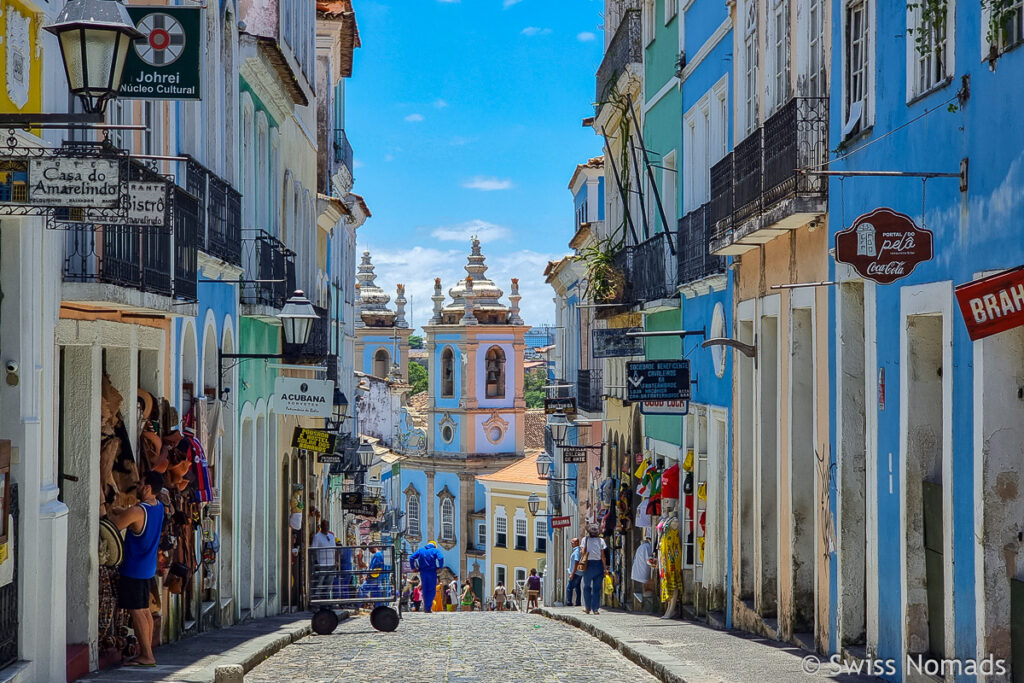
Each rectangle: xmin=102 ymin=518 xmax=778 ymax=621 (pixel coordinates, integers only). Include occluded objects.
xmin=357 ymin=251 xmax=397 ymax=327
xmin=442 ymin=238 xmax=510 ymax=325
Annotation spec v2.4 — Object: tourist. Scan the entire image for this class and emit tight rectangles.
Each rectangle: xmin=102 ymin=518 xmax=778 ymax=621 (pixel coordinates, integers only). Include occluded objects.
xmin=526 ymin=568 xmax=542 ymax=609
xmin=566 ymin=537 xmax=583 ymax=607
xmin=493 ymin=581 xmax=507 ymax=611
xmin=579 ymin=523 xmax=608 ymax=615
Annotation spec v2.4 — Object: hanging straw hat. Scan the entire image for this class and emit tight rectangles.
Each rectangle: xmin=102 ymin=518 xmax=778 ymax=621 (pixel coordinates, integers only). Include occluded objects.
xmin=98 ymin=518 xmax=124 ymax=567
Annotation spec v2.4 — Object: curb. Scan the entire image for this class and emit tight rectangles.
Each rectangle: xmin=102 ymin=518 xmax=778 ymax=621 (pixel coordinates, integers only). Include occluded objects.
xmin=535 ymin=608 xmax=707 ymax=683
xmin=214 ymin=610 xmax=350 ymax=680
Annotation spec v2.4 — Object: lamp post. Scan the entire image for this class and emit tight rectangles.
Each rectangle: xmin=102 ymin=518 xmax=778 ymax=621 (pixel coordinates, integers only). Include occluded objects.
xmin=1 ymin=0 xmax=142 ymax=126
xmin=326 ymin=390 xmax=349 ymax=433
xmin=218 ymin=290 xmax=320 ymax=395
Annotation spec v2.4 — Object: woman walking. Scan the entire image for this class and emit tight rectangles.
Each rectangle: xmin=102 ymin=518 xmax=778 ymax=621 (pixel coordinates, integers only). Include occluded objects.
xmin=459 ymin=580 xmax=475 ymax=611
xmin=493 ymin=581 xmax=507 ymax=611
xmin=579 ymin=524 xmax=608 ymax=615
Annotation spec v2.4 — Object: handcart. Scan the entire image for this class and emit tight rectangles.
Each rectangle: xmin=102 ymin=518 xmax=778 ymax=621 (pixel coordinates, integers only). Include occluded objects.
xmin=307 ymin=544 xmax=402 ymax=634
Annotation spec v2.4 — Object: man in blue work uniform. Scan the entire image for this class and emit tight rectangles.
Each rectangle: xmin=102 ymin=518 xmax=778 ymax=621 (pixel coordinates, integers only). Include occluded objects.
xmin=409 ymin=541 xmax=444 ymax=613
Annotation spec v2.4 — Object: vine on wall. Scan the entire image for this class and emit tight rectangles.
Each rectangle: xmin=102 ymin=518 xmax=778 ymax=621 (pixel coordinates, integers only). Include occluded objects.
xmin=981 ymin=0 xmax=1020 ymax=49
xmin=906 ymin=0 xmax=948 ymax=57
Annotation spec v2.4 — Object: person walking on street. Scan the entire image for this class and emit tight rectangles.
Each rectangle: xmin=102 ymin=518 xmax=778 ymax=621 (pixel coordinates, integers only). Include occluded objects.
xmin=459 ymin=580 xmax=475 ymax=611
xmin=447 ymin=577 xmax=459 ymax=612
xmin=526 ymin=568 xmax=541 ymax=610
xmin=579 ymin=524 xmax=608 ymax=615
xmin=311 ymin=521 xmax=337 ymax=598
xmin=108 ymin=471 xmax=166 ymax=667
xmin=566 ymin=537 xmax=583 ymax=607
xmin=409 ymin=541 xmax=444 ymax=613
xmin=493 ymin=581 xmax=507 ymax=611
xmin=411 ymin=580 xmax=422 ymax=611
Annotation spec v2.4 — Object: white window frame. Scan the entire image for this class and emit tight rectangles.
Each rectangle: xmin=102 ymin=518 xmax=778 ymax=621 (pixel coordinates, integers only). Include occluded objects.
xmin=495 ymin=512 xmax=508 ymax=548
xmin=842 ymin=0 xmax=875 ymax=138
xmin=534 ymin=519 xmax=547 ymax=553
xmin=514 ymin=515 xmax=528 ymax=551
xmin=514 ymin=567 xmax=528 ymax=587
xmin=406 ymin=493 xmax=420 ymax=533
xmin=712 ymin=76 xmax=729 ymax=165
xmin=495 ymin=564 xmax=507 ymax=589
xmin=768 ymin=0 xmax=789 ymax=113
xmin=906 ymin=0 xmax=954 ymax=101
xmin=982 ymin=0 xmax=1024 ymax=57
xmin=643 ymin=0 xmax=656 ymax=46
xmin=477 ymin=522 xmax=486 ymax=548
xmin=741 ymin=0 xmax=760 ymax=136
xmin=440 ymin=498 xmax=455 ymax=542
xmin=661 ymin=150 xmax=677 ymax=228
xmin=665 ymin=0 xmax=678 ymax=25
xmin=807 ymin=0 xmax=827 ymax=98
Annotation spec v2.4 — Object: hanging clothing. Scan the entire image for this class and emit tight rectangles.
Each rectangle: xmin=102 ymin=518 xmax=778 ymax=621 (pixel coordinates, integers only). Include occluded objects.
xmin=631 ymin=540 xmax=653 ymax=583
xmin=635 ymin=498 xmax=652 ymax=528
xmin=659 ymin=530 xmax=682 ymax=602
xmin=661 ymin=464 xmax=680 ymax=499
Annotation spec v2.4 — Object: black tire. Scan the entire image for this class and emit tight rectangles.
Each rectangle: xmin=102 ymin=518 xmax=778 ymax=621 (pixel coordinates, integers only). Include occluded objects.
xmin=369 ymin=605 xmax=400 ymax=632
xmin=311 ymin=608 xmax=339 ymax=635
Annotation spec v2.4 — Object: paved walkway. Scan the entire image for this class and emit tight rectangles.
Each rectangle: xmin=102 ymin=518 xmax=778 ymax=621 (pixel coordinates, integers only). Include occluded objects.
xmin=537 ymin=607 xmax=879 ymax=683
xmin=247 ymin=610 xmax=656 ymax=682
xmin=75 ymin=613 xmax=316 ymax=683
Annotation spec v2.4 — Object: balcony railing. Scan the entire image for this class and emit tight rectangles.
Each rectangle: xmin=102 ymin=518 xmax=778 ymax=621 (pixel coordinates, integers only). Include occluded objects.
xmin=334 ymin=128 xmax=354 ymax=175
xmin=678 ymin=204 xmax=725 ymax=285
xmin=709 ymin=153 xmax=734 ymax=241
xmin=577 ymin=368 xmax=603 ymax=413
xmin=292 ymin=304 xmax=330 ymax=361
xmin=631 ymin=232 xmax=674 ymax=302
xmin=596 ymin=9 xmax=642 ymax=104
xmin=173 ymin=188 xmax=200 ymax=302
xmin=184 ymin=156 xmax=242 ymax=266
xmin=762 ymin=97 xmax=829 ymax=209
xmin=733 ymin=128 xmax=763 ymax=225
xmin=240 ymin=229 xmax=296 ymax=309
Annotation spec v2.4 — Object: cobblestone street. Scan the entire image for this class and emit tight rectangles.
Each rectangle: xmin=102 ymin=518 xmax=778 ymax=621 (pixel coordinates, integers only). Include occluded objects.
xmin=245 ymin=611 xmax=657 ymax=683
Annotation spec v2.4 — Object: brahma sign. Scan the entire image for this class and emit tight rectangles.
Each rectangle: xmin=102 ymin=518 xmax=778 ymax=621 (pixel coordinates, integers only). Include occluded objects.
xmin=955 ymin=267 xmax=1024 ymax=341
xmin=834 ymin=207 xmax=933 ymax=284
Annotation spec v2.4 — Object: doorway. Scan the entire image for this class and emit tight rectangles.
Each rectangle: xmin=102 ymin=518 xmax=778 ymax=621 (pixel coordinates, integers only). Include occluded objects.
xmin=789 ymin=307 xmax=814 ymax=634
xmin=758 ymin=315 xmax=779 ymax=618
xmin=737 ymin=319 xmax=755 ymax=602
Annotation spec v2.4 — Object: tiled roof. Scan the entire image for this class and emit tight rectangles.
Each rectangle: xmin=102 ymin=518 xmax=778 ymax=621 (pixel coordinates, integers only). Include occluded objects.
xmin=524 ymin=409 xmax=547 ymax=450
xmin=477 ymin=451 xmax=545 ymax=485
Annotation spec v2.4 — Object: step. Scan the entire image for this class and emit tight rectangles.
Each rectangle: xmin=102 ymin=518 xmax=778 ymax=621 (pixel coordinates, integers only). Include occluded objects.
xmin=792 ymin=631 xmax=815 ymax=652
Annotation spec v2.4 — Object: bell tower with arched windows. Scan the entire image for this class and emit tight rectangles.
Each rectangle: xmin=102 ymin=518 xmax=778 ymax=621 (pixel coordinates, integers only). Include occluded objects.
xmin=423 ymin=238 xmax=528 ymax=460
xmin=353 ymin=251 xmax=412 ymax=381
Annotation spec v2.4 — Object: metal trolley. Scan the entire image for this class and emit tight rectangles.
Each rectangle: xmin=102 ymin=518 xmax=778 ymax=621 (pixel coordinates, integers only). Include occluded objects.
xmin=307 ymin=544 xmax=402 ymax=634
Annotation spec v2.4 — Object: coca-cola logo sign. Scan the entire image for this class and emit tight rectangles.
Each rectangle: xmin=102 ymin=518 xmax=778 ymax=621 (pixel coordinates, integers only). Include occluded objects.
xmin=834 ymin=207 xmax=933 ymax=284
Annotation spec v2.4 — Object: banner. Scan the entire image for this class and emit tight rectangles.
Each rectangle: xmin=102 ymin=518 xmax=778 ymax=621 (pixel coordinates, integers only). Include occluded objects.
xmin=275 ymin=377 xmax=334 ymax=418
xmin=291 ymin=427 xmax=337 ymax=454
xmin=120 ymin=7 xmax=203 ymax=100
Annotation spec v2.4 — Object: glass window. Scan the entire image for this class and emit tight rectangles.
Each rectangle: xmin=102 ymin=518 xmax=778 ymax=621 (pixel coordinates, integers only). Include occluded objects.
xmin=495 ymin=515 xmax=507 ymax=547
xmin=909 ymin=0 xmax=951 ymax=96
xmin=744 ymin=1 xmax=759 ymax=134
xmin=496 ymin=565 xmax=506 ymax=587
xmin=441 ymin=347 xmax=455 ymax=397
xmin=515 ymin=517 xmax=528 ymax=551
xmin=808 ymin=0 xmax=826 ymax=97
xmin=440 ymin=498 xmax=455 ymax=541
xmin=406 ymin=494 xmax=420 ymax=534
xmin=665 ymin=0 xmax=678 ymax=24
xmin=535 ymin=520 xmax=547 ymax=553
xmin=477 ymin=523 xmax=486 ymax=548
xmin=771 ymin=1 xmax=789 ymax=111
xmin=845 ymin=0 xmax=868 ymax=135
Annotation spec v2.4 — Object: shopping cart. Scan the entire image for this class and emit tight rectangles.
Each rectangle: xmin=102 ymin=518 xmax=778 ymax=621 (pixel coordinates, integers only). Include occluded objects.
xmin=307 ymin=544 xmax=402 ymax=634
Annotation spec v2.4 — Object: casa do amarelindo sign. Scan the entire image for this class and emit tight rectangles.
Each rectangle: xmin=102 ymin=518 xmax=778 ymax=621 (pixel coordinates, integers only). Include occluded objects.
xmin=834 ymin=207 xmax=933 ymax=284
xmin=120 ymin=7 xmax=202 ymax=100
xmin=27 ymin=158 xmax=121 ymax=207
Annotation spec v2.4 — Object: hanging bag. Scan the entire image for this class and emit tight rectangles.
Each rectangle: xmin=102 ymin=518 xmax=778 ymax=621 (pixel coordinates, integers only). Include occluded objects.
xmin=577 ymin=539 xmax=590 ymax=572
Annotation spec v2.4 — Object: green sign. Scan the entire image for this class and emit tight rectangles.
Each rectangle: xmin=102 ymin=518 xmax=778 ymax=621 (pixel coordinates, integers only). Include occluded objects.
xmin=120 ymin=7 xmax=202 ymax=100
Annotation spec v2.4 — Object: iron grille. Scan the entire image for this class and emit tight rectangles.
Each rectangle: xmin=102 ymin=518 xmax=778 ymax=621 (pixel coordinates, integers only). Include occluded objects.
xmin=733 ymin=128 xmax=763 ymax=224
xmin=173 ymin=189 xmax=200 ymax=302
xmin=184 ymin=156 xmax=242 ymax=266
xmin=631 ymin=232 xmax=673 ymax=302
xmin=762 ymin=96 xmax=829 ymax=208
xmin=596 ymin=9 xmax=642 ymax=104
xmin=577 ymin=369 xmax=603 ymax=413
xmin=0 ymin=485 xmax=17 ymax=669
xmin=294 ymin=304 xmax=330 ymax=361
xmin=709 ymin=153 xmax=734 ymax=241
xmin=240 ymin=229 xmax=296 ymax=308
xmin=678 ymin=204 xmax=725 ymax=284
xmin=334 ymin=129 xmax=354 ymax=173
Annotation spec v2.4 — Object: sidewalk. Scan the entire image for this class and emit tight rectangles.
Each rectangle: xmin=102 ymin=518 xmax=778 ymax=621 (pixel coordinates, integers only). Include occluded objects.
xmin=74 ymin=612 xmax=342 ymax=683
xmin=536 ymin=607 xmax=878 ymax=683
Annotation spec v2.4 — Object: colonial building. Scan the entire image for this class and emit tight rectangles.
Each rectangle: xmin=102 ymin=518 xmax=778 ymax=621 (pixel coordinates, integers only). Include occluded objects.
xmin=353 ymin=251 xmax=412 ymax=382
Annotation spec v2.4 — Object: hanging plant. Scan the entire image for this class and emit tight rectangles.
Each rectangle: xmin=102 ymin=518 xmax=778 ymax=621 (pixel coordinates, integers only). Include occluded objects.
xmin=576 ymin=237 xmax=626 ymax=303
xmin=906 ymin=0 xmax=948 ymax=57
xmin=981 ymin=0 xmax=1019 ymax=51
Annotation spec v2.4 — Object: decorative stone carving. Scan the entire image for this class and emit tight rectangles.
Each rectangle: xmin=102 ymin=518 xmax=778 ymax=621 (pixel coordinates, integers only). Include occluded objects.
xmin=6 ymin=6 xmax=31 ymax=109
xmin=482 ymin=412 xmax=509 ymax=444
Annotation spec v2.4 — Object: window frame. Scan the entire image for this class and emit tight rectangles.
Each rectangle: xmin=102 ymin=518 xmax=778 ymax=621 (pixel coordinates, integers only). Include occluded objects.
xmin=842 ymin=0 xmax=874 ymax=138
xmin=477 ymin=522 xmax=486 ymax=548
xmin=495 ymin=513 xmax=508 ymax=548
xmin=440 ymin=498 xmax=455 ymax=542
xmin=643 ymin=0 xmax=656 ymax=46
xmin=807 ymin=0 xmax=827 ymax=98
xmin=665 ymin=0 xmax=678 ymax=25
xmin=406 ymin=493 xmax=420 ymax=535
xmin=906 ymin=0 xmax=954 ymax=101
xmin=495 ymin=565 xmax=507 ymax=589
xmin=982 ymin=0 xmax=1024 ymax=57
xmin=514 ymin=516 xmax=528 ymax=551
xmin=768 ymin=0 xmax=789 ymax=113
xmin=534 ymin=519 xmax=547 ymax=553
xmin=742 ymin=0 xmax=760 ymax=136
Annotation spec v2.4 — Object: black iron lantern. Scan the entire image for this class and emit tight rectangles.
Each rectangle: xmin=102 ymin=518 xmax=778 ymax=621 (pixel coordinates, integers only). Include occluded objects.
xmin=44 ymin=0 xmax=142 ymax=115
xmin=527 ymin=492 xmax=540 ymax=516
xmin=278 ymin=290 xmax=318 ymax=346
xmin=535 ymin=452 xmax=552 ymax=480
xmin=357 ymin=441 xmax=375 ymax=469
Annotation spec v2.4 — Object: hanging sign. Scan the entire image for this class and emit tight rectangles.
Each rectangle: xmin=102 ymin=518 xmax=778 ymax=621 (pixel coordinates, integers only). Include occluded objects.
xmin=551 ymin=516 xmax=572 ymax=529
xmin=562 ymin=447 xmax=589 ymax=464
xmin=120 ymin=7 xmax=203 ymax=100
xmin=955 ymin=266 xmax=1024 ymax=341
xmin=275 ymin=377 xmax=334 ymax=418
xmin=627 ymin=360 xmax=691 ymax=402
xmin=291 ymin=427 xmax=337 ymax=454
xmin=592 ymin=327 xmax=645 ymax=358
xmin=317 ymin=453 xmax=342 ymax=464
xmin=126 ymin=181 xmax=168 ymax=227
xmin=834 ymin=207 xmax=933 ymax=284
xmin=342 ymin=492 xmax=364 ymax=509
xmin=639 ymin=399 xmax=690 ymax=416
xmin=27 ymin=158 xmax=120 ymax=207
xmin=544 ymin=397 xmax=577 ymax=417
xmin=349 ymin=503 xmax=379 ymax=518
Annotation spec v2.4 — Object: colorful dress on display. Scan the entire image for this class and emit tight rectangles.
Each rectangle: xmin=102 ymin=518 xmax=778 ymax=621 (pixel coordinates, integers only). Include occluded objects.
xmin=659 ymin=531 xmax=682 ymax=602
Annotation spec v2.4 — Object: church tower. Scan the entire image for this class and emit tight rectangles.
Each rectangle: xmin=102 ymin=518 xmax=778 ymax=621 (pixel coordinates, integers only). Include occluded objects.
xmin=353 ymin=251 xmax=412 ymax=381
xmin=423 ymin=238 xmax=528 ymax=461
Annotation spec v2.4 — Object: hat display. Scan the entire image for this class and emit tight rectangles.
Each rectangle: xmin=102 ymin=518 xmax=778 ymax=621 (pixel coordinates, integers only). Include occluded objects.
xmin=137 ymin=389 xmax=156 ymax=421
xmin=98 ymin=518 xmax=124 ymax=567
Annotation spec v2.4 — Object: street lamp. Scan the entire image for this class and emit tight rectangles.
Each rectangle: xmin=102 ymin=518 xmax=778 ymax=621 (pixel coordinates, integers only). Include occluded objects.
xmin=326 ymin=389 xmax=348 ymax=432
xmin=535 ymin=452 xmax=553 ymax=480
xmin=279 ymin=290 xmax=318 ymax=347
xmin=547 ymin=412 xmax=570 ymax=446
xmin=357 ymin=441 xmax=375 ymax=469
xmin=528 ymin=492 xmax=541 ymax=516
xmin=44 ymin=0 xmax=142 ymax=115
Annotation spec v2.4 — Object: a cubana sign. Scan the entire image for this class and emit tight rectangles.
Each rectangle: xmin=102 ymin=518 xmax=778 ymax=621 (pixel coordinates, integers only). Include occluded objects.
xmin=834 ymin=207 xmax=933 ymax=284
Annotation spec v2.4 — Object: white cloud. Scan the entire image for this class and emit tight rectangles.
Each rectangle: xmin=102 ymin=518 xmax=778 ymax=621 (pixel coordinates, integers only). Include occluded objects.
xmin=433 ymin=99 xmax=449 ymax=109
xmin=353 ymin=158 xmax=365 ymax=169
xmin=430 ymin=219 xmax=511 ymax=243
xmin=462 ymin=176 xmax=514 ymax=191
xmin=356 ymin=243 xmax=558 ymax=332
xmin=577 ymin=31 xmax=597 ymax=42
xmin=503 ymin=0 xmax=524 ymax=7
xmin=521 ymin=26 xmax=552 ymax=36
xmin=404 ymin=113 xmax=425 ymax=122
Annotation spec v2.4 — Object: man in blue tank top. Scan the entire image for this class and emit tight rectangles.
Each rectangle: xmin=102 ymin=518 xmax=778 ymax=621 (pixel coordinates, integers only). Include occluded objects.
xmin=109 ymin=470 xmax=166 ymax=667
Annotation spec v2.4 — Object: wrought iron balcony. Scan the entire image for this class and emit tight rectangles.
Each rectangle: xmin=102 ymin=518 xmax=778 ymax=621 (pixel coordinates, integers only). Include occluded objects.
xmin=240 ymin=229 xmax=296 ymax=309
xmin=184 ymin=156 xmax=242 ymax=266
xmin=291 ymin=304 xmax=330 ymax=362
xmin=173 ymin=188 xmax=200 ymax=302
xmin=710 ymin=97 xmax=829 ymax=255
xmin=678 ymin=204 xmax=725 ymax=285
xmin=596 ymin=9 xmax=642 ymax=105
xmin=631 ymin=232 xmax=675 ymax=302
xmin=334 ymin=128 xmax=354 ymax=175
xmin=709 ymin=153 xmax=734 ymax=243
xmin=577 ymin=368 xmax=603 ymax=413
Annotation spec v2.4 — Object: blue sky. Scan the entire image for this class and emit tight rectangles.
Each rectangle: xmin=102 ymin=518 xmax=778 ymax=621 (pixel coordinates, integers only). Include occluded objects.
xmin=347 ymin=0 xmax=605 ymax=331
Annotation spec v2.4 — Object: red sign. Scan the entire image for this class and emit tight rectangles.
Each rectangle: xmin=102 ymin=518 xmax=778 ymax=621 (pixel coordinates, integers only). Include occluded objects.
xmin=551 ymin=516 xmax=572 ymax=529
xmin=834 ymin=207 xmax=933 ymax=284
xmin=955 ymin=266 xmax=1024 ymax=341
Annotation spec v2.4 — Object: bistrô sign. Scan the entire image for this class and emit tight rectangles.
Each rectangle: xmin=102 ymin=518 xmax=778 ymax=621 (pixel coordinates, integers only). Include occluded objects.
xmin=834 ymin=207 xmax=933 ymax=284
xmin=955 ymin=266 xmax=1024 ymax=341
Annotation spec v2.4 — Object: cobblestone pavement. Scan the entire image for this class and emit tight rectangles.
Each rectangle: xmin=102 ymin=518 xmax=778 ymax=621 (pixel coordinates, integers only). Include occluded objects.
xmin=245 ymin=610 xmax=658 ymax=682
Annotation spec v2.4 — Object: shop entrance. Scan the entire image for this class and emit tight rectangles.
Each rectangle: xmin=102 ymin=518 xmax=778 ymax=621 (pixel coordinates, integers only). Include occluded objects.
xmin=903 ymin=314 xmax=945 ymax=661
xmin=789 ymin=307 xmax=814 ymax=634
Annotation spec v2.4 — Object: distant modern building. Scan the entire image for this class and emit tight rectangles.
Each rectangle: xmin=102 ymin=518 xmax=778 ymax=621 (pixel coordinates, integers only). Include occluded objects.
xmin=524 ymin=326 xmax=557 ymax=358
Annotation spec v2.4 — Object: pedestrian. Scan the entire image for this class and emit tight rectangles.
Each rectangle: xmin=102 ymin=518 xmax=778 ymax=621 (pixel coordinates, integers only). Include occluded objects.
xmin=566 ymin=537 xmax=583 ymax=607
xmin=411 ymin=580 xmax=422 ymax=611
xmin=493 ymin=581 xmax=507 ymax=611
xmin=107 ymin=471 xmax=166 ymax=667
xmin=447 ymin=576 xmax=459 ymax=612
xmin=459 ymin=580 xmax=475 ymax=611
xmin=579 ymin=523 xmax=608 ymax=615
xmin=526 ymin=568 xmax=541 ymax=609
xmin=409 ymin=541 xmax=444 ymax=614
xmin=311 ymin=521 xmax=337 ymax=599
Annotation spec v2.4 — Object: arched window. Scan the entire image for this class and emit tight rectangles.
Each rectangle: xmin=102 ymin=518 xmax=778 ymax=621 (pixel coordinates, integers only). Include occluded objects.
xmin=440 ymin=498 xmax=455 ymax=542
xmin=485 ymin=346 xmax=506 ymax=398
xmin=406 ymin=494 xmax=420 ymax=534
xmin=373 ymin=348 xmax=390 ymax=379
xmin=441 ymin=347 xmax=455 ymax=397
